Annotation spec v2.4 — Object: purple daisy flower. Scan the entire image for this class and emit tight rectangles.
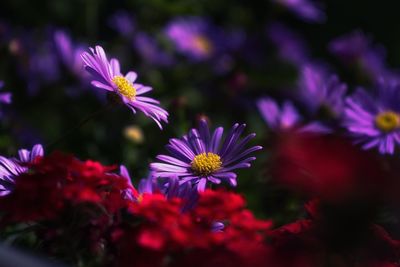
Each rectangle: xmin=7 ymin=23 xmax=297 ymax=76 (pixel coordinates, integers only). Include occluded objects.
xmin=329 ymin=31 xmax=400 ymax=83
xmin=150 ymin=119 xmax=262 ymax=191
xmin=81 ymin=46 xmax=169 ymax=129
xmin=298 ymin=64 xmax=347 ymax=117
xmin=164 ymin=17 xmax=218 ymax=61
xmin=257 ymin=97 xmax=300 ymax=130
xmin=0 ymin=144 xmax=44 ymax=196
xmin=257 ymin=97 xmax=330 ymax=133
xmin=0 ymin=81 xmax=11 ymax=105
xmin=343 ymin=80 xmax=400 ymax=154
xmin=273 ymin=0 xmax=326 ymax=23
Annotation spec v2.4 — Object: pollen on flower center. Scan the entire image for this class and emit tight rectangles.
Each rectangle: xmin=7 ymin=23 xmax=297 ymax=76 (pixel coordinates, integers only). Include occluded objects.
xmin=375 ymin=111 xmax=400 ymax=132
xmin=191 ymin=152 xmax=222 ymax=175
xmin=112 ymin=76 xmax=136 ymax=99
xmin=193 ymin=35 xmax=213 ymax=55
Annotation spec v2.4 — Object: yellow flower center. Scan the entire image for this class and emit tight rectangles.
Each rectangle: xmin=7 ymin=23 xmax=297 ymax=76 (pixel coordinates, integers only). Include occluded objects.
xmin=191 ymin=152 xmax=222 ymax=176
xmin=193 ymin=35 xmax=213 ymax=55
xmin=375 ymin=111 xmax=400 ymax=132
xmin=112 ymin=76 xmax=136 ymax=100
xmin=124 ymin=125 xmax=144 ymax=144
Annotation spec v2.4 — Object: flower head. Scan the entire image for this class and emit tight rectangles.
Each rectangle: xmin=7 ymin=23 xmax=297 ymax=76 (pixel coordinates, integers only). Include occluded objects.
xmin=164 ymin=17 xmax=218 ymax=61
xmin=0 ymin=144 xmax=43 ymax=196
xmin=81 ymin=46 xmax=168 ymax=128
xmin=273 ymin=133 xmax=384 ymax=202
xmin=329 ymin=31 xmax=399 ymax=83
xmin=257 ymin=97 xmax=330 ymax=133
xmin=150 ymin=119 xmax=261 ymax=191
xmin=298 ymin=65 xmax=347 ymax=117
xmin=343 ymin=80 xmax=400 ymax=154
xmin=258 ymin=97 xmax=300 ymax=130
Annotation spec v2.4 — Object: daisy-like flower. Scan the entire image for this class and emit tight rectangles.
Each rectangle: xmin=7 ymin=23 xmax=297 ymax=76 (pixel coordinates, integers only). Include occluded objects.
xmin=0 ymin=144 xmax=44 ymax=196
xmin=150 ymin=119 xmax=262 ymax=191
xmin=329 ymin=31 xmax=400 ymax=84
xmin=258 ymin=97 xmax=300 ymax=130
xmin=257 ymin=97 xmax=330 ymax=133
xmin=164 ymin=17 xmax=217 ymax=61
xmin=343 ymin=81 xmax=400 ymax=154
xmin=81 ymin=46 xmax=168 ymax=129
xmin=298 ymin=65 xmax=347 ymax=117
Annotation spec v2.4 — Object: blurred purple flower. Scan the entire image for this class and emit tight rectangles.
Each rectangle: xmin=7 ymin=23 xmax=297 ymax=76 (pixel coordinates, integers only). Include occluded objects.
xmin=150 ymin=119 xmax=261 ymax=191
xmin=11 ymin=30 xmax=61 ymax=95
xmin=258 ymin=97 xmax=300 ymax=130
xmin=0 ymin=81 xmax=11 ymax=105
xmin=108 ymin=10 xmax=136 ymax=38
xmin=133 ymin=32 xmax=174 ymax=66
xmin=329 ymin=31 xmax=400 ymax=83
xmin=343 ymin=80 xmax=400 ymax=154
xmin=54 ymin=30 xmax=88 ymax=81
xmin=164 ymin=17 xmax=220 ymax=61
xmin=298 ymin=64 xmax=347 ymax=117
xmin=81 ymin=46 xmax=169 ymax=129
xmin=267 ymin=22 xmax=310 ymax=66
xmin=0 ymin=144 xmax=44 ymax=196
xmin=257 ymin=97 xmax=330 ymax=133
xmin=273 ymin=0 xmax=326 ymax=23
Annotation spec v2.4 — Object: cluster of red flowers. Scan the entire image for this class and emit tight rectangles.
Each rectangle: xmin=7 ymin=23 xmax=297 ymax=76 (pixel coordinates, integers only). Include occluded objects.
xmin=0 ymin=152 xmax=272 ymax=267
xmin=111 ymin=190 xmax=272 ymax=267
xmin=0 ymin=152 xmax=133 ymax=223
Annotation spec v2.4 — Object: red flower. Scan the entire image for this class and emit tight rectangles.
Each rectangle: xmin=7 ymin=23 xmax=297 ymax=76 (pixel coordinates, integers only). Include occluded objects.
xmin=0 ymin=152 xmax=133 ymax=223
xmin=111 ymin=190 xmax=273 ymax=267
xmin=272 ymin=132 xmax=386 ymax=202
xmin=269 ymin=201 xmax=400 ymax=267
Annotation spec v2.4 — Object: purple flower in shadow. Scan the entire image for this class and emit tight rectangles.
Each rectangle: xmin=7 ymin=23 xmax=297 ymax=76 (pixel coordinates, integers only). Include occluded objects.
xmin=150 ymin=119 xmax=261 ymax=191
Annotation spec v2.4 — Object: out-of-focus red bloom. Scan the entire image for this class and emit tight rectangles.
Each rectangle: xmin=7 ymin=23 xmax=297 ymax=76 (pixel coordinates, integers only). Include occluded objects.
xmin=269 ymin=200 xmax=400 ymax=267
xmin=0 ymin=152 xmax=134 ymax=223
xmin=272 ymin=132 xmax=386 ymax=202
xmin=111 ymin=189 xmax=273 ymax=267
